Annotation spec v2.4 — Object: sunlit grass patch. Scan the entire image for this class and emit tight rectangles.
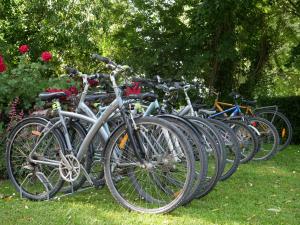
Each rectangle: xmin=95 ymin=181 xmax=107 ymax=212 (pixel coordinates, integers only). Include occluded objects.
xmin=0 ymin=145 xmax=299 ymax=225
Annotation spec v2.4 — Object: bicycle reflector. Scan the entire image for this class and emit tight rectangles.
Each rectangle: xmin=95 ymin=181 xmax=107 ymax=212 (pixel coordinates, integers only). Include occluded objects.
xmin=251 ymin=122 xmax=257 ymax=127
xmin=119 ymin=134 xmax=128 ymax=150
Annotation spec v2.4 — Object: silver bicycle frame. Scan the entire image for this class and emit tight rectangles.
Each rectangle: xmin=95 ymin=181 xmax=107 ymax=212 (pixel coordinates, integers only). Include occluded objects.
xmin=29 ymin=73 xmax=123 ymax=166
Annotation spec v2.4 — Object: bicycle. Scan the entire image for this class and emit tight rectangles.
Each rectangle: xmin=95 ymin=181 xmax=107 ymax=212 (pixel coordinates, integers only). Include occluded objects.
xmin=197 ymin=92 xmax=280 ymax=161
xmin=6 ymin=56 xmax=196 ymax=214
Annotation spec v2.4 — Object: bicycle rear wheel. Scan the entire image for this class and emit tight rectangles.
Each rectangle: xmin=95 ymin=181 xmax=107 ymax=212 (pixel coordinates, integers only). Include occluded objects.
xmin=104 ymin=116 xmax=195 ymax=214
xmin=208 ymin=119 xmax=241 ymax=181
xmin=6 ymin=117 xmax=65 ymax=200
xmin=185 ymin=116 xmax=224 ymax=199
xmin=255 ymin=110 xmax=292 ymax=151
xmin=248 ymin=117 xmax=280 ymax=161
xmin=223 ymin=120 xmax=258 ymax=164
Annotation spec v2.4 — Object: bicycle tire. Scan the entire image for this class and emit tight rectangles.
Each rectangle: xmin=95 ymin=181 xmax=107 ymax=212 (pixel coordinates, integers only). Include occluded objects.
xmin=156 ymin=114 xmax=208 ymax=205
xmin=6 ymin=117 xmax=65 ymax=200
xmin=207 ymin=119 xmax=241 ymax=181
xmin=248 ymin=117 xmax=280 ymax=161
xmin=255 ymin=110 xmax=292 ymax=151
xmin=184 ymin=116 xmax=224 ymax=199
xmin=223 ymin=120 xmax=258 ymax=164
xmin=104 ymin=116 xmax=195 ymax=214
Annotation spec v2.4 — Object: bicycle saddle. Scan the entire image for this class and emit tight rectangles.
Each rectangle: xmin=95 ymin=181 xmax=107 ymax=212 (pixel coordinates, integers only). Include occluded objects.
xmin=39 ymin=92 xmax=67 ymax=101
xmin=242 ymin=99 xmax=257 ymax=106
xmin=85 ymin=93 xmax=115 ymax=103
xmin=229 ymin=91 xmax=241 ymax=99
xmin=192 ymin=103 xmax=208 ymax=111
xmin=126 ymin=92 xmax=158 ymax=102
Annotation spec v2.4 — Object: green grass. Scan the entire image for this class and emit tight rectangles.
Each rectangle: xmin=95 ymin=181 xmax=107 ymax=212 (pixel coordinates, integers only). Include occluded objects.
xmin=1 ymin=146 xmax=300 ymax=225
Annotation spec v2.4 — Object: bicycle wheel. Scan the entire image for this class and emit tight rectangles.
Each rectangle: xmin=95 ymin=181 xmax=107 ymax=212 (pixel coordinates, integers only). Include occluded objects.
xmin=223 ymin=120 xmax=258 ymax=163
xmin=6 ymin=117 xmax=65 ymax=200
xmin=185 ymin=116 xmax=224 ymax=199
xmin=248 ymin=117 xmax=280 ymax=160
xmin=255 ymin=110 xmax=292 ymax=151
xmin=104 ymin=116 xmax=195 ymax=214
xmin=156 ymin=114 xmax=208 ymax=205
xmin=208 ymin=119 xmax=241 ymax=181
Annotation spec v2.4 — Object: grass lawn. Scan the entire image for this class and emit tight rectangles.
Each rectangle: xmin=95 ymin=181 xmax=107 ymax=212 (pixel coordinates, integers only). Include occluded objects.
xmin=0 ymin=145 xmax=299 ymax=225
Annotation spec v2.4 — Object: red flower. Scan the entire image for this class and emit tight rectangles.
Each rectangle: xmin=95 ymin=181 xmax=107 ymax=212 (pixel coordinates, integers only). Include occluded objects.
xmin=68 ymin=86 xmax=78 ymax=95
xmin=0 ymin=63 xmax=6 ymax=73
xmin=19 ymin=45 xmax=29 ymax=54
xmin=41 ymin=51 xmax=52 ymax=62
xmin=0 ymin=55 xmax=6 ymax=73
xmin=66 ymin=79 xmax=71 ymax=83
xmin=63 ymin=89 xmax=72 ymax=97
xmin=88 ymin=79 xmax=99 ymax=87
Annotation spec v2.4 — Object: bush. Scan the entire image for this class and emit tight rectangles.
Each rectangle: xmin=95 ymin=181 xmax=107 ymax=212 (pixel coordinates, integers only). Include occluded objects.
xmin=0 ymin=47 xmax=72 ymax=179
xmin=258 ymin=96 xmax=300 ymax=144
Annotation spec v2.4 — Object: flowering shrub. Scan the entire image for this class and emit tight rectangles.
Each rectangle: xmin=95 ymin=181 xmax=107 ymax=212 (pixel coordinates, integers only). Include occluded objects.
xmin=0 ymin=55 xmax=6 ymax=73
xmin=6 ymin=97 xmax=24 ymax=132
xmin=41 ymin=51 xmax=52 ymax=62
xmin=19 ymin=45 xmax=29 ymax=54
xmin=88 ymin=79 xmax=99 ymax=87
xmin=0 ymin=45 xmax=64 ymax=126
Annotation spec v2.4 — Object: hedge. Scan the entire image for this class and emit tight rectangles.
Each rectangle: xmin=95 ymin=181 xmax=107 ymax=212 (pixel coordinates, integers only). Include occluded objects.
xmin=258 ymin=96 xmax=300 ymax=144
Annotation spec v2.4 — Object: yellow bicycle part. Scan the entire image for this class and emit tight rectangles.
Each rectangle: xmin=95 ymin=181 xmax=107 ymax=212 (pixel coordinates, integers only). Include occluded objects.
xmin=281 ymin=128 xmax=286 ymax=138
xmin=119 ymin=134 xmax=129 ymax=150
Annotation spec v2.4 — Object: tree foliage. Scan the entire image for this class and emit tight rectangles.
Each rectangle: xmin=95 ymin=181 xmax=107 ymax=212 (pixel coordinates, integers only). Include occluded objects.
xmin=105 ymin=0 xmax=300 ymax=97
xmin=0 ymin=0 xmax=299 ymax=99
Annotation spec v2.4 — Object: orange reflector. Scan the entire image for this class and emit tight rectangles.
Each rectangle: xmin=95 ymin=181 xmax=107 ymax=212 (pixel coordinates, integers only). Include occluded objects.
xmin=32 ymin=130 xmax=41 ymax=136
xmin=119 ymin=134 xmax=128 ymax=150
xmin=281 ymin=128 xmax=286 ymax=138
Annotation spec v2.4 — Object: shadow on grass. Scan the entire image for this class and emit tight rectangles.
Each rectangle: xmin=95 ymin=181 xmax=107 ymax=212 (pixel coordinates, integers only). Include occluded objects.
xmin=0 ymin=146 xmax=299 ymax=225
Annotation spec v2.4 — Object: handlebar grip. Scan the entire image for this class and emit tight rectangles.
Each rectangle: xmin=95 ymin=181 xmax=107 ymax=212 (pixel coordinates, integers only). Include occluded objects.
xmin=65 ymin=66 xmax=78 ymax=76
xmin=91 ymin=53 xmax=111 ymax=64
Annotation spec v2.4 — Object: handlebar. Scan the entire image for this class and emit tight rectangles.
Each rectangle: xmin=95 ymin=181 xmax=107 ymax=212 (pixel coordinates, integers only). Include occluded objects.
xmin=64 ymin=66 xmax=110 ymax=81
xmin=65 ymin=66 xmax=79 ymax=76
xmin=91 ymin=54 xmax=111 ymax=64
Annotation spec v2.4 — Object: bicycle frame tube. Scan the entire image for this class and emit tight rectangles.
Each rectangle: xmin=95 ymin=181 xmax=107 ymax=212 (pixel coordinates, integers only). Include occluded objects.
xmin=208 ymin=105 xmax=239 ymax=118
xmin=177 ymin=105 xmax=192 ymax=117
xmin=28 ymin=121 xmax=62 ymax=167
xmin=28 ymin=108 xmax=99 ymax=167
xmin=215 ymin=101 xmax=254 ymax=115
xmin=143 ymin=100 xmax=159 ymax=116
xmin=76 ymin=98 xmax=119 ymax=161
xmin=77 ymin=101 xmax=110 ymax=141
xmin=75 ymin=77 xmax=111 ymax=141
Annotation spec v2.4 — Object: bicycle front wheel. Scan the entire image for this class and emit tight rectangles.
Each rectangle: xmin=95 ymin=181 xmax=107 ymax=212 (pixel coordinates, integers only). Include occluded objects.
xmin=104 ymin=116 xmax=195 ymax=214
